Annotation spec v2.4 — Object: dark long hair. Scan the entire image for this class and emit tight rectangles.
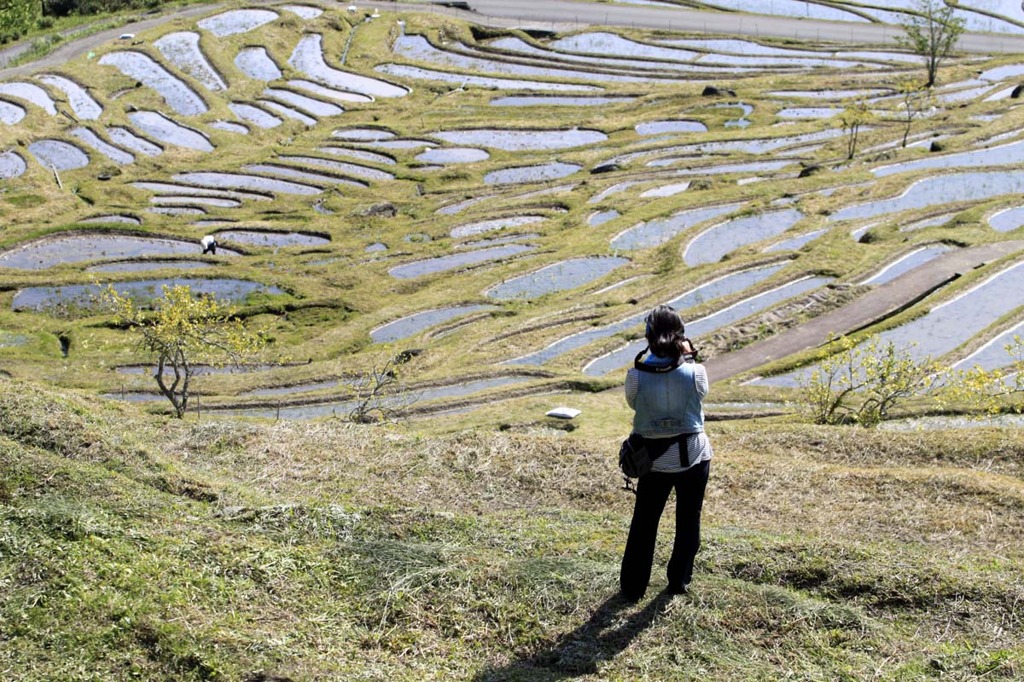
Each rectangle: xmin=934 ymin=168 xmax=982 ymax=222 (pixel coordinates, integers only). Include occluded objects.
xmin=645 ymin=305 xmax=687 ymax=361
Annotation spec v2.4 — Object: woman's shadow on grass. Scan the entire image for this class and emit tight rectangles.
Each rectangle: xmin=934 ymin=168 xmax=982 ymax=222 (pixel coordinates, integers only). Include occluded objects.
xmin=471 ymin=589 xmax=677 ymax=681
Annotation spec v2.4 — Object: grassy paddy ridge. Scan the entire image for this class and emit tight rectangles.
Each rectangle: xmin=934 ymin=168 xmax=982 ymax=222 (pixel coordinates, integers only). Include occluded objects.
xmin=1 ymin=378 xmax=1022 ymax=680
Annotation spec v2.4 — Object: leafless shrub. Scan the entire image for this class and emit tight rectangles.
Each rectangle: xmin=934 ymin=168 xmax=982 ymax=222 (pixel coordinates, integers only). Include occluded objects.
xmin=347 ymin=353 xmax=418 ymax=424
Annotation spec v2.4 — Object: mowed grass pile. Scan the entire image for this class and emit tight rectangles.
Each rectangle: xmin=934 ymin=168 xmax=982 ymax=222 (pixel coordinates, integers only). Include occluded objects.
xmin=2 ymin=375 xmax=1022 ymax=680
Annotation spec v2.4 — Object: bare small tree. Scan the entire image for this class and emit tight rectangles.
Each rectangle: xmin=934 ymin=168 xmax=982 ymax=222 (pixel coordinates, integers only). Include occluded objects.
xmin=838 ymin=101 xmax=874 ymax=160
xmin=897 ymin=0 xmax=965 ymax=88
xmin=897 ymin=78 xmax=930 ymax=148
xmin=346 ymin=353 xmax=417 ymax=423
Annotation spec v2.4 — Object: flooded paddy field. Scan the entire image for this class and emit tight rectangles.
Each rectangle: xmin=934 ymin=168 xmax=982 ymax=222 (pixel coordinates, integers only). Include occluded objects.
xmin=485 ymin=256 xmax=630 ymax=300
xmin=857 ymin=244 xmax=956 ymax=285
xmin=0 ymin=82 xmax=57 ymax=114
xmin=388 ymin=244 xmax=536 ymax=279
xmin=622 ymin=0 xmax=1024 ymax=33
xmin=214 ymin=230 xmax=330 ymax=248
xmin=98 ymin=51 xmax=209 ymax=116
xmin=128 ymin=111 xmax=213 ymax=151
xmin=70 ymin=128 xmax=135 ymax=165
xmin=484 ymin=162 xmax=581 ymax=186
xmin=220 ymin=375 xmax=538 ymax=419
xmin=37 ymin=74 xmax=102 ymax=119
xmin=371 ymin=304 xmax=498 ymax=343
xmin=0 ymin=233 xmax=239 ymax=269
xmin=584 ymin=275 xmax=833 ymax=376
xmin=508 ymin=262 xmax=787 ymax=368
xmin=0 ymin=151 xmax=26 ymax=179
xmin=28 ymin=140 xmax=90 ymax=170
xmin=683 ymin=209 xmax=804 ymax=266
xmin=12 ymin=278 xmax=285 ymax=312
xmin=0 ymin=101 xmax=25 ymax=125
xmin=3 ymin=2 xmax=1024 ymax=417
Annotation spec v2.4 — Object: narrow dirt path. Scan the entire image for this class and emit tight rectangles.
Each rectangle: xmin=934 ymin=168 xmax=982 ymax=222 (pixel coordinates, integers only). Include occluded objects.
xmin=705 ymin=240 xmax=1024 ymax=382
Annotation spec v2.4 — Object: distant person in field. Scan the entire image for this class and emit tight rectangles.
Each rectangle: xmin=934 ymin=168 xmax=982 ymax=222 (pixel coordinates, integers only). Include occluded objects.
xmin=620 ymin=304 xmax=713 ymax=601
xmin=200 ymin=235 xmax=218 ymax=255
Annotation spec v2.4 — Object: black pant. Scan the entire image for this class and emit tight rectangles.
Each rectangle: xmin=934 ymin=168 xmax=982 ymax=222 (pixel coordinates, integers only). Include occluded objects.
xmin=620 ymin=460 xmax=710 ymax=601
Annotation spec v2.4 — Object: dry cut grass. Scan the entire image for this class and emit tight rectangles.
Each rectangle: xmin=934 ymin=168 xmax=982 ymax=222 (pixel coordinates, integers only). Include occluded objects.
xmin=1 ymin=378 xmax=1022 ymax=679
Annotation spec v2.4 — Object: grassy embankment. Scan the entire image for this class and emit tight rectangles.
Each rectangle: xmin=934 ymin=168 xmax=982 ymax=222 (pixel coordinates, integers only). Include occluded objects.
xmin=2 ymin=377 xmax=1022 ymax=680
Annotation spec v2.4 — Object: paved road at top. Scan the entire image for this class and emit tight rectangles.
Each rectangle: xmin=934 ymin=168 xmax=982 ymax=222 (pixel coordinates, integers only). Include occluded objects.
xmin=5 ymin=0 xmax=1024 ymax=81
xmin=387 ymin=0 xmax=1024 ymax=54
xmin=0 ymin=2 xmax=231 ymax=80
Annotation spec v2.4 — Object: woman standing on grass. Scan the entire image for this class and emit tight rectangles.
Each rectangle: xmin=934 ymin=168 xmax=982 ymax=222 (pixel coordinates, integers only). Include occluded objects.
xmin=620 ymin=304 xmax=713 ymax=602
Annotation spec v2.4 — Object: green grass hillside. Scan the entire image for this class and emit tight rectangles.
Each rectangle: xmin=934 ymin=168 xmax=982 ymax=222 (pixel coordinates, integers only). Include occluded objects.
xmin=2 ymin=376 xmax=1021 ymax=680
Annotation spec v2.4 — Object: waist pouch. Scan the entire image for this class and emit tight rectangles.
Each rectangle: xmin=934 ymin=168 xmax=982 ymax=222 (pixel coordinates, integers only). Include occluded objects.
xmin=620 ymin=433 xmax=700 ymax=480
xmin=643 ymin=433 xmax=698 ymax=465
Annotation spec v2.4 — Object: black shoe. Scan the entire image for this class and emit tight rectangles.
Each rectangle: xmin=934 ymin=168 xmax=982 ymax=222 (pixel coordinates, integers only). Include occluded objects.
xmin=667 ymin=582 xmax=689 ymax=595
xmin=619 ymin=589 xmax=643 ymax=603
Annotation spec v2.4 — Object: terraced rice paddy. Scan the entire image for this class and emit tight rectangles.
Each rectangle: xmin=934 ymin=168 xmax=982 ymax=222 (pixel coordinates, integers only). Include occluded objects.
xmin=2 ymin=2 xmax=1024 ymax=417
xmin=12 ymin=278 xmax=284 ymax=311
xmin=371 ymin=304 xmax=498 ymax=343
xmin=485 ymin=256 xmax=630 ymax=300
xmin=0 ymin=151 xmax=26 ymax=179
xmin=0 ymin=233 xmax=238 ymax=269
xmin=28 ymin=140 xmax=89 ymax=170
xmin=128 ymin=111 xmax=213 ymax=150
